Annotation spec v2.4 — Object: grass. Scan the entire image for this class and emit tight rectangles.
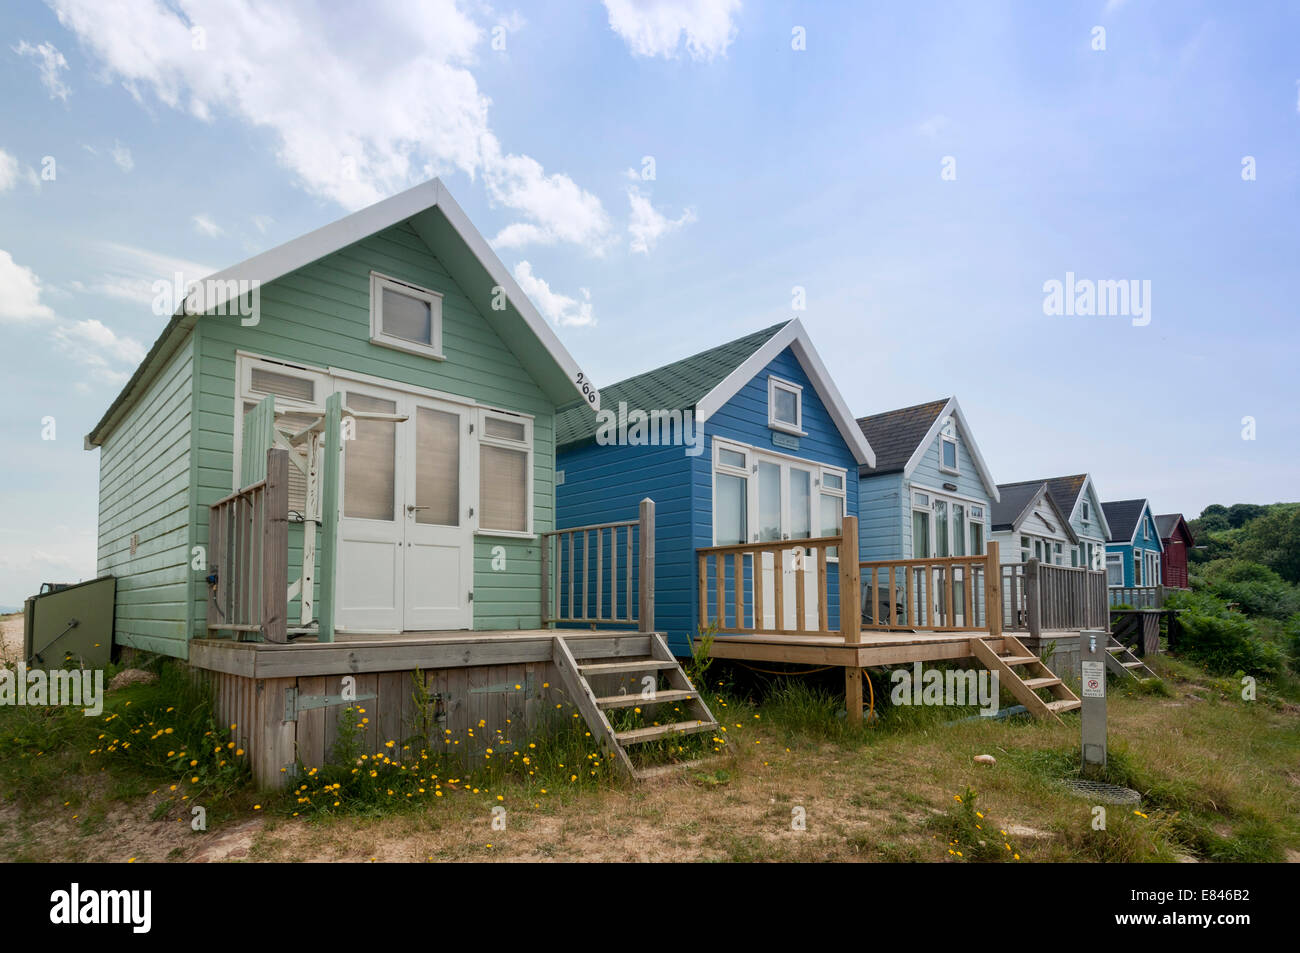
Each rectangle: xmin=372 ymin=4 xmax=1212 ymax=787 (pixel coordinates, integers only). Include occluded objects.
xmin=0 ymin=651 xmax=1296 ymax=862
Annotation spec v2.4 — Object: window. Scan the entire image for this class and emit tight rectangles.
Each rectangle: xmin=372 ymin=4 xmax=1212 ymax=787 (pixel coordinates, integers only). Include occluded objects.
xmin=970 ymin=520 xmax=984 ymax=556
xmin=370 ymin=272 xmax=444 ymax=359
xmin=1081 ymin=500 xmax=1091 ymax=522
xmin=913 ymin=509 xmax=931 ymax=558
xmin=953 ymin=504 xmax=966 ymax=557
xmin=935 ymin=499 xmax=950 ymax=557
xmin=938 ymin=417 xmax=959 ymax=474
xmin=713 ymin=443 xmax=749 ymax=546
xmin=1106 ymin=553 xmax=1123 ymax=586
xmin=819 ymin=469 xmax=846 ymax=559
xmin=1053 ymin=542 xmax=1063 ymax=565
xmin=1020 ymin=535 xmax=1031 ymax=563
xmin=767 ymin=377 xmax=803 ymax=434
xmin=1071 ymin=546 xmax=1080 ymax=568
xmin=1133 ymin=552 xmax=1142 ymax=586
xmin=478 ymin=410 xmax=532 ymax=535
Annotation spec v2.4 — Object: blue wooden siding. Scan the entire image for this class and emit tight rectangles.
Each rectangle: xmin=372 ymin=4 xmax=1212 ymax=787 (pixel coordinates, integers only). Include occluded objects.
xmin=558 ymin=343 xmax=861 ymax=656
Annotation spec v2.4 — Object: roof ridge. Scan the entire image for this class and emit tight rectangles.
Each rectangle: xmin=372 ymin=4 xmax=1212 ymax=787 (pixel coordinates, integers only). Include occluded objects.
xmin=855 ymin=396 xmax=951 ymax=424
xmin=597 ymin=320 xmax=790 ymax=393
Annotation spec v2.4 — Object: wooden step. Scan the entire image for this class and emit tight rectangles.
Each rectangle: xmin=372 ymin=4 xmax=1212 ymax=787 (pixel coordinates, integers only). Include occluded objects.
xmin=633 ymin=756 xmax=725 ymax=781
xmin=1046 ymin=699 xmax=1081 ymax=713
xmin=1021 ymin=676 xmax=1061 ymax=690
xmin=615 ymin=720 xmax=717 ymax=745
xmin=998 ymin=655 xmax=1040 ymax=666
xmin=1121 ymin=661 xmax=1145 ymax=669
xmin=595 ymin=689 xmax=696 ymax=709
xmin=578 ymin=659 xmax=678 ymax=675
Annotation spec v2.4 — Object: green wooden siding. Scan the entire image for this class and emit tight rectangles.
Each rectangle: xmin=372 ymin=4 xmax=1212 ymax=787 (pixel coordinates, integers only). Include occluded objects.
xmin=190 ymin=221 xmax=556 ymax=638
xmin=96 ymin=337 xmax=195 ymax=658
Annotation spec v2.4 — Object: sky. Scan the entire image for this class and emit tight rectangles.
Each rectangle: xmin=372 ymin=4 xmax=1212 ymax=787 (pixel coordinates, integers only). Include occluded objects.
xmin=0 ymin=0 xmax=1297 ymax=606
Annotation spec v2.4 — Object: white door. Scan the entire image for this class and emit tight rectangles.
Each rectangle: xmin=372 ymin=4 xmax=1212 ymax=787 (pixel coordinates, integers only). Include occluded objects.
xmin=402 ymin=399 xmax=473 ymax=630
xmin=756 ymin=456 xmax=820 ymax=630
xmin=338 ymin=387 xmax=405 ymax=632
xmin=336 ymin=387 xmax=474 ymax=632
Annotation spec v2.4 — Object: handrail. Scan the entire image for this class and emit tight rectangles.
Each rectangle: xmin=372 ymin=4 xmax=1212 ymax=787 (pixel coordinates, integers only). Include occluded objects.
xmin=859 ymin=546 xmax=1001 ymax=633
xmin=542 ymin=499 xmax=655 ymax=631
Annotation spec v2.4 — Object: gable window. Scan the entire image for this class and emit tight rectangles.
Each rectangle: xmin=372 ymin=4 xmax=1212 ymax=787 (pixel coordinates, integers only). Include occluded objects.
xmin=767 ymin=377 xmax=803 ymax=435
xmin=1081 ymin=500 xmax=1091 ymax=522
xmin=478 ymin=410 xmax=532 ymax=535
xmin=370 ymin=272 xmax=444 ymax=360
xmin=938 ymin=417 xmax=959 ymax=474
xmin=1106 ymin=553 xmax=1123 ymax=586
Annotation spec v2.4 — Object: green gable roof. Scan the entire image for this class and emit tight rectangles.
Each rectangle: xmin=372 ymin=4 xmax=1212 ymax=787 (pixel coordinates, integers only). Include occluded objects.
xmin=555 ymin=321 xmax=789 ymax=449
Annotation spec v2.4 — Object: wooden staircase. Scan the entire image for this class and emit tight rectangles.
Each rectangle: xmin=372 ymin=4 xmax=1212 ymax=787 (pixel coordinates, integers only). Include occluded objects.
xmin=551 ymin=633 xmax=719 ymax=780
xmin=971 ymin=634 xmax=1080 ymax=724
xmin=1105 ymin=634 xmax=1159 ymax=683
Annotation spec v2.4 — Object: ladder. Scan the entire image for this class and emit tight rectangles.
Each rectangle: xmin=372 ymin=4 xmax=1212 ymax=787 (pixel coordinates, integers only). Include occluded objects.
xmin=1105 ymin=634 xmax=1159 ymax=683
xmin=551 ymin=633 xmax=719 ymax=779
xmin=971 ymin=634 xmax=1081 ymax=724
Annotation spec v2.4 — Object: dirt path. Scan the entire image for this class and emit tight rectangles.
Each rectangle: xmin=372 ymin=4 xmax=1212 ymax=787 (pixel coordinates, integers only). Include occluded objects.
xmin=0 ymin=614 xmax=22 ymax=666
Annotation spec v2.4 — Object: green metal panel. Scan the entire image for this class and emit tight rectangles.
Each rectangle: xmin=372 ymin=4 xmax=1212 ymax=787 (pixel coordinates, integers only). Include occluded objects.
xmin=24 ymin=577 xmax=117 ymax=669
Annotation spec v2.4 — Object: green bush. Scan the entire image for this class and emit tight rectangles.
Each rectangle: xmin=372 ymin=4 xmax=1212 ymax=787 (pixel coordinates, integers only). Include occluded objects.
xmin=1165 ymin=589 xmax=1287 ymax=678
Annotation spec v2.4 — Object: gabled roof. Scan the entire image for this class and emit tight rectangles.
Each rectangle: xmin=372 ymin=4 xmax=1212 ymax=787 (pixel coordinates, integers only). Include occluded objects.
xmin=998 ymin=472 xmax=1111 ymax=540
xmin=1101 ymin=499 xmax=1158 ymax=545
xmin=990 ymin=482 xmax=1077 ymax=542
xmin=556 ymin=318 xmax=875 ymax=466
xmin=87 ymin=178 xmax=595 ymax=447
xmin=1155 ymin=513 xmax=1194 ymax=545
xmin=555 ymin=322 xmax=783 ymax=447
xmin=855 ymin=396 xmax=999 ymax=501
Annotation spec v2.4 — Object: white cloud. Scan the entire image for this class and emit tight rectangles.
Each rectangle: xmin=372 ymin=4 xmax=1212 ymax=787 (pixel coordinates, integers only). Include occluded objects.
xmin=48 ymin=0 xmax=611 ymax=253
xmin=626 ymin=187 xmax=695 ymax=254
xmin=192 ymin=213 xmax=224 ymax=237
xmin=511 ymin=260 xmax=595 ymax=327
xmin=916 ymin=114 xmax=950 ymax=138
xmin=602 ymin=0 xmax=741 ymax=60
xmin=251 ymin=214 xmax=274 ymax=234
xmin=12 ymin=40 xmax=72 ymax=101
xmin=53 ymin=318 xmax=146 ymax=385
xmin=71 ymin=241 xmax=216 ymax=307
xmin=110 ymin=140 xmax=134 ymax=172
xmin=0 ymin=149 xmax=27 ymax=191
xmin=0 ymin=249 xmax=56 ymax=321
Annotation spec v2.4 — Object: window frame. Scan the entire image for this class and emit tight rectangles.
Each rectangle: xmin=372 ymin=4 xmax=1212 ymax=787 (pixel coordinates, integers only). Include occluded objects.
xmin=938 ymin=417 xmax=960 ymax=475
xmin=475 ymin=408 xmax=534 ymax=538
xmin=369 ymin=271 xmax=446 ymax=361
xmin=1106 ymin=552 xmax=1123 ymax=586
xmin=233 ymin=354 xmax=330 ymax=495
xmin=766 ymin=376 xmax=805 ymax=436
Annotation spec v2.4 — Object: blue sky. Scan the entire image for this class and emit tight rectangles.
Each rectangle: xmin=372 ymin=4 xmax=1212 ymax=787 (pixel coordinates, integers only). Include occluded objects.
xmin=0 ymin=0 xmax=1297 ymax=605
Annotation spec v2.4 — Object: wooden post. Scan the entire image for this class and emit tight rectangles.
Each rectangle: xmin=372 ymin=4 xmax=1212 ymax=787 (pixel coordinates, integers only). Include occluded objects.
xmin=638 ymin=498 xmax=655 ymax=633
xmin=261 ymin=448 xmax=289 ymax=644
xmin=316 ymin=392 xmax=342 ymax=642
xmin=1025 ymin=557 xmax=1041 ymax=639
xmin=985 ymin=540 xmax=1002 ymax=637
xmin=839 ymin=515 xmax=861 ymax=644
xmin=540 ymin=532 xmax=551 ymax=627
xmin=845 ymin=666 xmax=863 ymax=724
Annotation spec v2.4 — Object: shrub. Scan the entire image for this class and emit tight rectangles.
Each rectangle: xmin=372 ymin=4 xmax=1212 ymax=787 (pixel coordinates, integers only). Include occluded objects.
xmin=1165 ymin=590 xmax=1286 ymax=678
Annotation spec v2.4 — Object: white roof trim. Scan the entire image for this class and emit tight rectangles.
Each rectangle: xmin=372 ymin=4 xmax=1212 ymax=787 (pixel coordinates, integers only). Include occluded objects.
xmin=694 ymin=318 xmax=875 ymax=467
xmin=178 ymin=178 xmax=597 ymax=411
xmin=1016 ymin=484 xmax=1079 ymax=544
xmin=900 ymin=397 xmax=1001 ymax=503
xmin=1127 ymin=500 xmax=1163 ymax=550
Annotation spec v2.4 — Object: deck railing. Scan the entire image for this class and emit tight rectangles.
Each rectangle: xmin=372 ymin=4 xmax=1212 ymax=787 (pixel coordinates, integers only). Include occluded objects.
xmin=697 ymin=516 xmax=862 ymax=641
xmin=542 ymin=499 xmax=655 ymax=631
xmin=1004 ymin=561 xmax=1109 ymax=634
xmin=1109 ymin=585 xmax=1169 ymax=608
xmin=859 ymin=540 xmax=1003 ymax=634
xmin=207 ymin=448 xmax=290 ymax=643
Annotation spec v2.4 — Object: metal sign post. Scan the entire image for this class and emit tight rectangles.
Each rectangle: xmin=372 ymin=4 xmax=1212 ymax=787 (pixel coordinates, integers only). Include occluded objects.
xmin=1079 ymin=628 xmax=1107 ymax=775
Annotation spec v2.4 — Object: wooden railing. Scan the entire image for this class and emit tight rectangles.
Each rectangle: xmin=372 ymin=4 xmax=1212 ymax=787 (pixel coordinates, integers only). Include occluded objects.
xmin=859 ymin=540 xmax=1003 ymax=634
xmin=1004 ymin=560 xmax=1109 ymax=634
xmin=696 ymin=516 xmax=863 ymax=641
xmin=542 ymin=499 xmax=655 ymax=631
xmin=1109 ymin=585 xmax=1168 ymax=609
xmin=207 ymin=448 xmax=289 ymax=643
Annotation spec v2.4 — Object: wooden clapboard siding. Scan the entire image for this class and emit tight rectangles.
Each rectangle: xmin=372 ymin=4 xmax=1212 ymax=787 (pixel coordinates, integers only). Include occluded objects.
xmin=857 ymin=472 xmax=906 ymax=560
xmin=96 ymin=337 xmax=196 ymax=658
xmin=191 ymin=220 xmax=557 ymax=637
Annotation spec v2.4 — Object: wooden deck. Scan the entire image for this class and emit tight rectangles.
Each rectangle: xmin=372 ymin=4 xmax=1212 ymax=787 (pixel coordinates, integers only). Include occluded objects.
xmin=191 ymin=629 xmax=658 ymax=679
xmin=698 ymin=629 xmax=1015 ymax=668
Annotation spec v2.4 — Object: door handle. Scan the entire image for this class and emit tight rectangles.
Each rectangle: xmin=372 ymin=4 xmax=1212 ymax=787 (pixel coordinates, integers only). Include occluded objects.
xmin=406 ymin=505 xmax=430 ymax=513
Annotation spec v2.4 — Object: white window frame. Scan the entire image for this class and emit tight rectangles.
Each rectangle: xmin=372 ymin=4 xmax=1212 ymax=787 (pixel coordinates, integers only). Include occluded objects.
xmin=369 ymin=271 xmax=445 ymax=361
xmin=912 ymin=488 xmax=988 ymax=559
xmin=711 ymin=440 xmax=751 ymax=547
xmin=476 ymin=408 xmax=534 ymax=539
xmin=938 ymin=417 xmax=960 ymax=475
xmin=1106 ymin=552 xmax=1123 ymax=586
xmin=767 ymin=376 xmax=805 ymax=436
xmin=817 ymin=466 xmax=847 ymax=562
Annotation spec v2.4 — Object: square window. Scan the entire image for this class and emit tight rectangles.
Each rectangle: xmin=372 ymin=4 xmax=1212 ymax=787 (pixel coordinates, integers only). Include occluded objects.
xmin=767 ymin=377 xmax=802 ymax=433
xmin=370 ymin=273 xmax=444 ymax=359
